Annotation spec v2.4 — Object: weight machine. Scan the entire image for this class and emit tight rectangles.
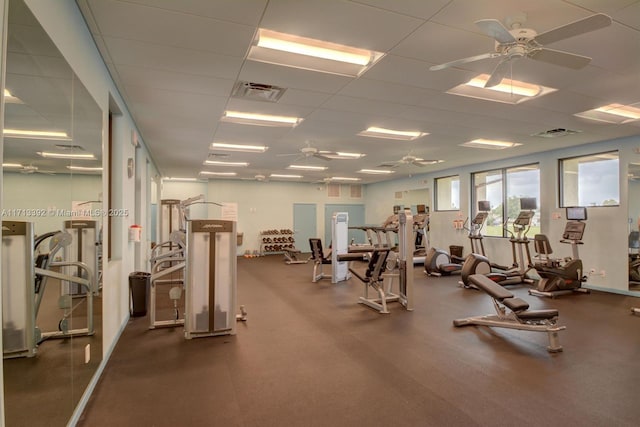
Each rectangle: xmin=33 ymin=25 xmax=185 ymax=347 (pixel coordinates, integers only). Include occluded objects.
xmin=2 ymin=221 xmax=95 ymax=358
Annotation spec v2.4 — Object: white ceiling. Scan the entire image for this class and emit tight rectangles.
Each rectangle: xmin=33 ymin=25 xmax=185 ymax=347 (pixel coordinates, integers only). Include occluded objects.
xmin=76 ymin=0 xmax=640 ymax=184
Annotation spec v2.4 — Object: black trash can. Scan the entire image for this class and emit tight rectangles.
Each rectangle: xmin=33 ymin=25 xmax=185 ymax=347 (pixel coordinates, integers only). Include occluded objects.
xmin=129 ymin=272 xmax=151 ymax=317
xmin=449 ymin=245 xmax=464 ymax=258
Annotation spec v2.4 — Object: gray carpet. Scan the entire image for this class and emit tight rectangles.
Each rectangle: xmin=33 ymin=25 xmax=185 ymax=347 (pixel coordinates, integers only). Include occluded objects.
xmin=78 ymin=255 xmax=640 ymax=426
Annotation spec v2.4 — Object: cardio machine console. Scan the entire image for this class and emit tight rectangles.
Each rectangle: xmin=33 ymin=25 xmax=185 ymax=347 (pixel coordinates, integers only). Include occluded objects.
xmin=514 ymin=210 xmax=534 ymax=226
xmin=562 ymin=221 xmax=585 ymax=241
xmin=472 ymin=211 xmax=488 ymax=225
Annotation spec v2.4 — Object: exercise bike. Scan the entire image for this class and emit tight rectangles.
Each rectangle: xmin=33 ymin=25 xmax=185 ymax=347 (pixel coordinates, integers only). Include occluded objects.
xmin=529 ymin=206 xmax=589 ymax=298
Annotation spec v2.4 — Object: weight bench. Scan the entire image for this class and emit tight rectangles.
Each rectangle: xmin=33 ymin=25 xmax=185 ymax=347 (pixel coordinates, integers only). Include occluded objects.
xmin=454 ymin=274 xmax=566 ymax=352
xmin=349 ymin=248 xmax=397 ymax=314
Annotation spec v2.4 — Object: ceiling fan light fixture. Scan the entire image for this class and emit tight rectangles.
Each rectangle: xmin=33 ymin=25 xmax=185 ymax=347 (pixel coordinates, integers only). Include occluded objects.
xmin=203 ymin=160 xmax=249 ymax=167
xmin=358 ymin=127 xmax=428 ymax=141
xmin=222 ymin=110 xmax=302 ymax=127
xmin=461 ymin=139 xmax=521 ymax=149
xmin=37 ymin=151 xmax=95 ymax=159
xmin=358 ymin=169 xmax=395 ymax=175
xmin=288 ymin=165 xmax=328 ymax=171
xmin=574 ymin=103 xmax=640 ymax=124
xmin=248 ymin=29 xmax=384 ymax=77
xmin=210 ymin=142 xmax=268 ymax=152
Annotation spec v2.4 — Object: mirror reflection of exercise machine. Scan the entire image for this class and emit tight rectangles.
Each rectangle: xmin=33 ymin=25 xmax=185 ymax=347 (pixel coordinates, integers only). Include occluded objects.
xmin=2 ymin=221 xmax=95 ymax=358
xmin=529 ymin=207 xmax=589 ymax=298
xmin=64 ymin=220 xmax=100 ymax=295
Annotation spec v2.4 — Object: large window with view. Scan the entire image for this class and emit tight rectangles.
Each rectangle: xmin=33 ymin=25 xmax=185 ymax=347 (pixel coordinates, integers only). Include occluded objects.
xmin=472 ymin=164 xmax=540 ymax=237
xmin=435 ymin=175 xmax=460 ymax=211
xmin=560 ymin=151 xmax=619 ymax=207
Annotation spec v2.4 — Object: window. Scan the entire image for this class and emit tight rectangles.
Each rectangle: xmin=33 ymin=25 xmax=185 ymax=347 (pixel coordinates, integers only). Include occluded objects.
xmin=560 ymin=151 xmax=619 ymax=207
xmin=435 ymin=175 xmax=459 ymax=211
xmin=472 ymin=164 xmax=540 ymax=237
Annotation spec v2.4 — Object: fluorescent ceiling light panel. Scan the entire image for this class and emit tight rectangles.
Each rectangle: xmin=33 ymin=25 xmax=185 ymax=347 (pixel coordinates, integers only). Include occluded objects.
xmin=210 ymin=142 xmax=268 ymax=152
xmin=461 ymin=139 xmax=521 ymax=150
xmin=203 ymin=160 xmax=249 ymax=167
xmin=4 ymin=89 xmax=22 ymax=104
xmin=358 ymin=127 xmax=427 ymax=141
xmin=164 ymin=177 xmax=200 ymax=182
xmin=37 ymin=151 xmax=95 ymax=159
xmin=330 ymin=176 xmax=361 ymax=181
xmin=358 ymin=169 xmax=395 ymax=175
xmin=66 ymin=165 xmax=103 ymax=171
xmin=221 ymin=110 xmax=302 ymax=127
xmin=448 ymin=74 xmax=556 ymax=105
xmin=199 ymin=171 xmax=237 ymax=177
xmin=248 ymin=29 xmax=384 ymax=77
xmin=270 ymin=174 xmax=302 ymax=179
xmin=2 ymin=162 xmax=22 ymax=168
xmin=320 ymin=151 xmax=366 ymax=160
xmin=288 ymin=165 xmax=328 ymax=171
xmin=574 ymin=103 xmax=640 ymax=124
xmin=4 ymin=128 xmax=70 ymax=140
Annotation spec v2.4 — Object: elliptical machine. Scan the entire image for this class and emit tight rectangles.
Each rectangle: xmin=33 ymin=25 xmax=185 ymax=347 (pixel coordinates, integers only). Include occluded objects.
xmin=460 ymin=198 xmax=536 ymax=288
xmin=529 ymin=206 xmax=589 ymax=298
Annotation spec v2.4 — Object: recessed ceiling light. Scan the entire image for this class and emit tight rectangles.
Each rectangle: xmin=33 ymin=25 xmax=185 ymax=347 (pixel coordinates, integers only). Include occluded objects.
xmin=330 ymin=176 xmax=361 ymax=181
xmin=199 ymin=171 xmax=237 ymax=177
xmin=358 ymin=169 xmax=395 ymax=175
xmin=270 ymin=174 xmax=302 ymax=179
xmin=164 ymin=177 xmax=200 ymax=182
xmin=248 ymin=29 xmax=384 ymax=77
xmin=221 ymin=110 xmax=302 ymax=127
xmin=4 ymin=129 xmax=71 ymax=140
xmin=574 ymin=103 xmax=640 ymax=124
xmin=288 ymin=165 xmax=328 ymax=171
xmin=37 ymin=151 xmax=95 ymax=159
xmin=447 ymin=74 xmax=556 ymax=104
xmin=210 ymin=142 xmax=268 ymax=152
xmin=203 ymin=160 xmax=249 ymax=167
xmin=357 ymin=127 xmax=428 ymax=141
xmin=460 ymin=139 xmax=521 ymax=149
xmin=66 ymin=165 xmax=103 ymax=172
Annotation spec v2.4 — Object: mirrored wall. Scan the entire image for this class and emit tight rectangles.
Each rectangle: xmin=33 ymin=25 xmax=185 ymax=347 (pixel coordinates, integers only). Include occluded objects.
xmin=2 ymin=0 xmax=103 ymax=425
xmin=628 ymin=163 xmax=640 ymax=293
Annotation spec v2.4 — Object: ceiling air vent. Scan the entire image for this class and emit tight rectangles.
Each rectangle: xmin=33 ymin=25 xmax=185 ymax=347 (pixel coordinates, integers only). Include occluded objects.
xmin=232 ymin=81 xmax=286 ymax=103
xmin=532 ymin=128 xmax=581 ymax=138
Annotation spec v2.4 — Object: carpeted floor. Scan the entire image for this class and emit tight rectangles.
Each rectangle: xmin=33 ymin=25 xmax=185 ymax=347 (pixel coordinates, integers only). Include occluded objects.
xmin=78 ymin=255 xmax=640 ymax=427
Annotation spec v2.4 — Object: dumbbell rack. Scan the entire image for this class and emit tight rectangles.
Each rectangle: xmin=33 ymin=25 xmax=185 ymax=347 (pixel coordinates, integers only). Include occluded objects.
xmin=260 ymin=229 xmax=296 ymax=255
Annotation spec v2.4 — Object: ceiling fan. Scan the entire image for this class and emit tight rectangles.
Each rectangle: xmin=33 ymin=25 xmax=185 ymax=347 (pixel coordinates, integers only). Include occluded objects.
xmin=430 ymin=13 xmax=612 ymax=88
xmin=377 ymin=154 xmax=441 ymax=168
xmin=278 ymin=142 xmax=338 ymax=162
xmin=15 ymin=164 xmax=55 ymax=175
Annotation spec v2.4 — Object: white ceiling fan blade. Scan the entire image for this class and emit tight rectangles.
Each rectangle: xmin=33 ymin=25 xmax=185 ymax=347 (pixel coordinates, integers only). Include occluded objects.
xmin=429 ymin=52 xmax=500 ymax=71
xmin=484 ymin=59 xmax=510 ymax=87
xmin=475 ymin=19 xmax=517 ymax=44
xmin=411 ymin=161 xmax=427 ymax=167
xmin=529 ymin=48 xmax=591 ymax=69
xmin=313 ymin=153 xmax=332 ymax=161
xmin=534 ymin=13 xmax=612 ymax=46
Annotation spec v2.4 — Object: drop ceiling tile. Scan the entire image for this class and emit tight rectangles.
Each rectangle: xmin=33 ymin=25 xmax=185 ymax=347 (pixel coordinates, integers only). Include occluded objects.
xmin=104 ymin=37 xmax=243 ymax=79
xmin=260 ymin=0 xmax=424 ymax=52
xmin=348 ymin=0 xmax=451 ymax=19
xmin=86 ymin=0 xmax=254 ymax=56
xmin=121 ymin=0 xmax=268 ymax=26
xmin=117 ymin=65 xmax=235 ymax=97
xmin=339 ymin=78 xmax=433 ymax=106
xmin=277 ymin=89 xmax=333 ymax=108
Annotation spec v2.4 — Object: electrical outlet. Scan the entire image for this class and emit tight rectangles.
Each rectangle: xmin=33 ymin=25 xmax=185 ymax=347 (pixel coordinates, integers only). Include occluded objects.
xmin=85 ymin=344 xmax=90 ymax=364
xmin=600 ymin=270 xmax=606 ymax=278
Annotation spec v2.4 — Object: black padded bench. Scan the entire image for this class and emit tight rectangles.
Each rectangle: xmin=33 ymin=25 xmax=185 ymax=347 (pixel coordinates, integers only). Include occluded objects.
xmin=453 ymin=274 xmax=565 ymax=353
